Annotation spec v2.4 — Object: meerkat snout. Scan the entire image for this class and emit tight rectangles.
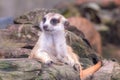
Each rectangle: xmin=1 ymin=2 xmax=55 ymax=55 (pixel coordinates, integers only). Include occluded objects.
xmin=43 ymin=25 xmax=48 ymax=31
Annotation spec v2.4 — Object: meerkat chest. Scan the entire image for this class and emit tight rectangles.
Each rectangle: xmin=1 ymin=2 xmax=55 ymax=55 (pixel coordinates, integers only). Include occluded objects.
xmin=40 ymin=33 xmax=67 ymax=56
xmin=40 ymin=34 xmax=55 ymax=53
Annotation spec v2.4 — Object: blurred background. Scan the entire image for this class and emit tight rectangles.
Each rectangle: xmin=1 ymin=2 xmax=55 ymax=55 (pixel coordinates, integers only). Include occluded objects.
xmin=0 ymin=0 xmax=73 ymax=17
xmin=0 ymin=0 xmax=120 ymax=62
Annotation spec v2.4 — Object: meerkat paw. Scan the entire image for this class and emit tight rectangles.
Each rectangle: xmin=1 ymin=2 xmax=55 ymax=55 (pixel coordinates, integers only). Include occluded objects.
xmin=45 ymin=60 xmax=54 ymax=66
xmin=73 ymin=63 xmax=80 ymax=72
xmin=64 ymin=57 xmax=75 ymax=66
xmin=32 ymin=51 xmax=54 ymax=66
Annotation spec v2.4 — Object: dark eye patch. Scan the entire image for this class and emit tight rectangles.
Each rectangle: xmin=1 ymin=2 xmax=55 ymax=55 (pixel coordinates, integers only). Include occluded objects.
xmin=50 ymin=18 xmax=60 ymax=25
xmin=42 ymin=17 xmax=46 ymax=23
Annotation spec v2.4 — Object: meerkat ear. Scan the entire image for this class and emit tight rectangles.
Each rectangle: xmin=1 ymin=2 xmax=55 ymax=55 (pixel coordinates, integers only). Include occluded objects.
xmin=64 ymin=21 xmax=70 ymax=29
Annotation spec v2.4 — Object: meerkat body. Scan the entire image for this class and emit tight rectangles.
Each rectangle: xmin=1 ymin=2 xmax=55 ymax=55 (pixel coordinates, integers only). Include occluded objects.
xmin=29 ymin=13 xmax=102 ymax=80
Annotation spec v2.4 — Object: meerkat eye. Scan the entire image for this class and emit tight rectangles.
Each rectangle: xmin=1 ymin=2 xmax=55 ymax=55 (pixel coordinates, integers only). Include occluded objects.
xmin=50 ymin=18 xmax=60 ymax=25
xmin=42 ymin=17 xmax=46 ymax=23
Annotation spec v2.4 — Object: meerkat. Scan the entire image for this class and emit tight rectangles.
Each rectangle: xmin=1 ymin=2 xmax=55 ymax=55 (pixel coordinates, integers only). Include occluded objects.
xmin=29 ymin=12 xmax=102 ymax=80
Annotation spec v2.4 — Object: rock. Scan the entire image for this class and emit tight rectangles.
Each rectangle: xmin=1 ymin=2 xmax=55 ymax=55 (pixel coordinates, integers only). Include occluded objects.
xmin=38 ymin=64 xmax=80 ymax=80
xmin=0 ymin=58 xmax=42 ymax=80
xmin=0 ymin=58 xmax=80 ymax=80
xmin=0 ymin=59 xmax=119 ymax=80
xmin=14 ymin=9 xmax=56 ymax=26
xmin=92 ymin=60 xmax=120 ymax=80
xmin=0 ymin=24 xmax=37 ymax=58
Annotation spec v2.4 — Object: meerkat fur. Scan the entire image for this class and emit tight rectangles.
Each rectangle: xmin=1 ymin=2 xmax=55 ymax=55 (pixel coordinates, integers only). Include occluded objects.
xmin=29 ymin=12 xmax=102 ymax=80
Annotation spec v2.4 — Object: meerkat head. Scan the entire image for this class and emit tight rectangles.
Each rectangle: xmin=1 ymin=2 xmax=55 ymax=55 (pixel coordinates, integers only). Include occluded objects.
xmin=40 ymin=12 xmax=69 ymax=32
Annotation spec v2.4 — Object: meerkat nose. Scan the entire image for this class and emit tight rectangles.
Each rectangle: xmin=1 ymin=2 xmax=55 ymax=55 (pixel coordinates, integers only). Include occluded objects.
xmin=43 ymin=25 xmax=48 ymax=30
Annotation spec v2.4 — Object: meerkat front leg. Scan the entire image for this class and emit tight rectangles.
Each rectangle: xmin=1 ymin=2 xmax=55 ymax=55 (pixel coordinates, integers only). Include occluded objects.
xmin=37 ymin=51 xmax=53 ymax=65
xmin=54 ymin=41 xmax=74 ymax=65
xmin=29 ymin=38 xmax=53 ymax=65
xmin=29 ymin=50 xmax=53 ymax=65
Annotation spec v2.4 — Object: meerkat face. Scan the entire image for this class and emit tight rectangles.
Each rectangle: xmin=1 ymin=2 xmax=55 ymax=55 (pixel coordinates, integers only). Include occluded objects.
xmin=40 ymin=13 xmax=69 ymax=32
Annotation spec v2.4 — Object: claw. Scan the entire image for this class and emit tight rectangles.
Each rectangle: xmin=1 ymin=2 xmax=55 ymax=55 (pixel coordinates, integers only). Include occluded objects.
xmin=45 ymin=61 xmax=53 ymax=66
xmin=73 ymin=64 xmax=80 ymax=72
xmin=65 ymin=62 xmax=68 ymax=65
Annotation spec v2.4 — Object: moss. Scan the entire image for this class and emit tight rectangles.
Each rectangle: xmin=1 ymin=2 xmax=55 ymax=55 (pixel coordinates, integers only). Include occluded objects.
xmin=48 ymin=72 xmax=57 ymax=80
xmin=58 ymin=4 xmax=80 ymax=18
xmin=65 ymin=30 xmax=96 ymax=59
xmin=0 ymin=61 xmax=18 ymax=71
xmin=35 ymin=73 xmax=56 ymax=80
xmin=72 ymin=42 xmax=84 ymax=54
xmin=35 ymin=76 xmax=42 ymax=80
